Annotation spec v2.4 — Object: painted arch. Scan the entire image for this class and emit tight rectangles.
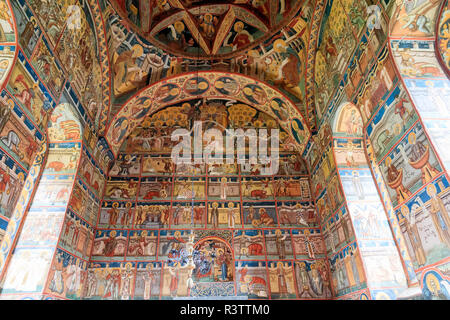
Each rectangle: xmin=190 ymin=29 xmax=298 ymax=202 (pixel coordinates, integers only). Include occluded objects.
xmin=106 ymin=71 xmax=312 ymax=157
xmin=0 ymin=102 xmax=83 ymax=287
xmin=331 ymin=102 xmax=411 ymax=298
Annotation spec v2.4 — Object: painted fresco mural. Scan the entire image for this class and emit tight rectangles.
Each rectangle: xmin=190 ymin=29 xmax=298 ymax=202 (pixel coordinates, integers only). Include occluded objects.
xmin=0 ymin=0 xmax=449 ymax=301
xmin=105 ymin=71 xmax=311 ymax=157
xmin=386 ymin=1 xmax=450 ymax=291
xmin=390 ymin=38 xmax=450 ymax=172
xmin=0 ymin=0 xmax=16 ymax=89
xmin=0 ymin=0 xmax=116 ymax=282
xmin=23 ymin=0 xmax=110 ymax=133
xmin=302 ymin=0 xmax=450 ymax=299
xmin=97 ymin=0 xmax=314 ymax=122
xmin=92 ymin=101 xmax=332 ymax=300
xmin=0 ymin=90 xmax=41 ymax=223
xmin=109 ymin=0 xmax=305 ymax=58
xmin=313 ymin=0 xmax=389 ymax=124
xmin=0 ymin=103 xmax=82 ymax=298
xmin=0 ymin=11 xmax=114 ymax=292
xmin=332 ymin=102 xmax=408 ymax=299
xmin=438 ymin=0 xmax=450 ymax=76
xmin=307 ymin=125 xmax=371 ymax=299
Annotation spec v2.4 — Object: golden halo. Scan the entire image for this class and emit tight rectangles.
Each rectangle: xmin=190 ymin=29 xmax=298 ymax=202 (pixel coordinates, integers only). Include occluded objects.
xmin=400 ymin=205 xmax=409 ymax=217
xmin=228 ymin=202 xmax=235 ymax=208
xmin=243 ymin=87 xmax=253 ymax=96
xmin=174 ymin=21 xmax=185 ymax=33
xmin=120 ymin=120 xmax=128 ymax=129
xmin=234 ymin=21 xmax=244 ymax=32
xmin=198 ymin=81 xmax=208 ymax=90
xmin=385 ymin=157 xmax=392 ymax=167
xmin=131 ymin=44 xmax=144 ymax=58
xmin=215 ymin=81 xmax=224 ymax=89
xmin=110 ymin=230 xmax=117 ymax=237
xmin=247 ymin=49 xmax=258 ymax=57
xmin=0 ymin=59 xmax=8 ymax=68
xmin=425 ymin=273 xmax=441 ymax=292
xmin=112 ymin=202 xmax=119 ymax=208
xmin=275 ymin=229 xmax=282 ymax=236
xmin=408 ymin=132 xmax=417 ymax=145
xmin=271 ymin=100 xmax=279 ymax=109
xmin=212 ymin=202 xmax=219 ymax=208
xmin=426 ymin=184 xmax=437 ymax=197
xmin=17 ymin=172 xmax=25 ymax=183
xmin=170 ymin=87 xmax=180 ymax=96
xmin=273 ymin=39 xmax=287 ymax=53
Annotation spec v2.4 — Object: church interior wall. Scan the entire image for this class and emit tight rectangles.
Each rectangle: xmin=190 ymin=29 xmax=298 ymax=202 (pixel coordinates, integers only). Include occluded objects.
xmin=0 ymin=0 xmax=449 ymax=300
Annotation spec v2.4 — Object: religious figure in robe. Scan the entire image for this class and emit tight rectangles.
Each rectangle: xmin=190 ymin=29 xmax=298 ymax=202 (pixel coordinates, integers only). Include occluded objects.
xmin=275 ymin=229 xmax=287 ymax=259
xmin=427 ymin=184 xmax=450 ymax=248
xmin=277 ymin=263 xmax=289 ymax=298
xmin=403 ymin=204 xmax=427 ymax=267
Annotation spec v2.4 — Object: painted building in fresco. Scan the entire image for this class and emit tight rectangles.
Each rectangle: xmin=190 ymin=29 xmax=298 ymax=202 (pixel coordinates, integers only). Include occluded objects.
xmin=0 ymin=0 xmax=448 ymax=300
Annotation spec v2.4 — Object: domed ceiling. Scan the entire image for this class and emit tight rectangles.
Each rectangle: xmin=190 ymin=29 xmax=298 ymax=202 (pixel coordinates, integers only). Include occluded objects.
xmin=109 ymin=0 xmax=305 ymax=58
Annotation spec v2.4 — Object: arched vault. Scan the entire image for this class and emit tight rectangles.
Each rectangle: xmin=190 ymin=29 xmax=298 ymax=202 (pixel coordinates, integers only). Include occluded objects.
xmin=105 ymin=71 xmax=311 ymax=157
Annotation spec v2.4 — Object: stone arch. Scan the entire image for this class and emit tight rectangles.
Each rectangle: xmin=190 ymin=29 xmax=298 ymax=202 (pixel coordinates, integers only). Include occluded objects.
xmin=0 ymin=102 xmax=83 ymax=298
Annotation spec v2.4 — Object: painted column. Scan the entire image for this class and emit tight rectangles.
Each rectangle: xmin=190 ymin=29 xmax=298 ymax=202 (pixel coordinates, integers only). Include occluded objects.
xmin=306 ymin=125 xmax=371 ymax=300
xmin=331 ymin=102 xmax=410 ymax=300
xmin=0 ymin=103 xmax=82 ymax=300
xmin=386 ymin=0 xmax=450 ymax=299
